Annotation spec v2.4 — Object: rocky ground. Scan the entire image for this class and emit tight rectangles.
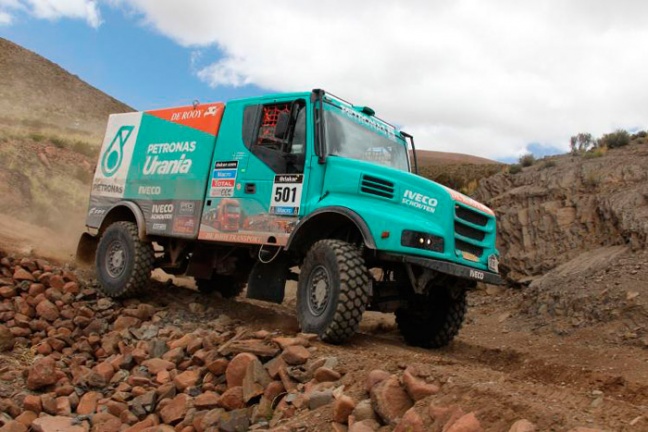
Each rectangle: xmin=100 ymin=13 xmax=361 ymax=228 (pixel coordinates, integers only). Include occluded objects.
xmin=1 ymin=249 xmax=646 ymax=432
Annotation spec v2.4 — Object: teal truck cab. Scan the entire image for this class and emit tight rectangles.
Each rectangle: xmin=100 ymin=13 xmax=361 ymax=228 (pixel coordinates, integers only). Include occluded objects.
xmin=78 ymin=89 xmax=502 ymax=348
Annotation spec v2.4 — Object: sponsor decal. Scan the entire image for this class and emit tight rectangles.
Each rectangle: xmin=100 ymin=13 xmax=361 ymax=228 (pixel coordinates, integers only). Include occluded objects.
xmin=93 ymin=182 xmax=124 ymax=195
xmin=151 ymin=203 xmax=174 ymax=221
xmin=198 ymin=231 xmax=289 ymax=246
xmin=143 ymin=141 xmax=196 ymax=176
xmin=152 ymin=223 xmax=167 ymax=231
xmin=488 ymin=254 xmax=499 ymax=273
xmin=101 ymin=125 xmax=135 ymax=177
xmin=138 ymin=186 xmax=161 ymax=196
xmin=443 ymin=186 xmax=494 ymax=216
xmin=402 ymin=189 xmax=438 ymax=214
xmin=88 ymin=207 xmax=107 ymax=216
xmin=210 ymin=161 xmax=239 ymax=197
xmin=178 ymin=201 xmax=196 ymax=216
xmin=270 ymin=174 xmax=303 ymax=216
xmin=205 ymin=106 xmax=219 ymax=116
xmin=173 ymin=216 xmax=196 ymax=235
xmin=469 ymin=269 xmax=485 ymax=280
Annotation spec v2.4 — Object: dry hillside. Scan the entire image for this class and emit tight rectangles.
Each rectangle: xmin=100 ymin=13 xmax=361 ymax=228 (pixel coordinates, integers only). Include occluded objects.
xmin=0 ymin=37 xmax=132 ymax=139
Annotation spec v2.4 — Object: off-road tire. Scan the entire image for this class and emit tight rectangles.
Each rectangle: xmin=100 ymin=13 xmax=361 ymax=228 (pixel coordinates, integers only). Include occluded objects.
xmin=395 ymin=288 xmax=467 ymax=348
xmin=297 ymin=239 xmax=370 ymax=344
xmin=95 ymin=221 xmax=154 ymax=298
xmin=196 ymin=275 xmax=245 ymax=299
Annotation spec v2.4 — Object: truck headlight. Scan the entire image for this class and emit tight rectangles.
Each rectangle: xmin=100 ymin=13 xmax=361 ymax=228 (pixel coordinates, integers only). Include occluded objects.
xmin=401 ymin=230 xmax=444 ymax=253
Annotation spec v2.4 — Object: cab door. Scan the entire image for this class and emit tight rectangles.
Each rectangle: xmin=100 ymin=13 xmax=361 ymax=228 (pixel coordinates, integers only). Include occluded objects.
xmin=198 ymin=97 xmax=309 ymax=246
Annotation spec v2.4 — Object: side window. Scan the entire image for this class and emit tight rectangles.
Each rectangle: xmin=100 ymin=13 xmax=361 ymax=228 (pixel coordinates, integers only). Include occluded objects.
xmin=242 ymin=101 xmax=306 ymax=173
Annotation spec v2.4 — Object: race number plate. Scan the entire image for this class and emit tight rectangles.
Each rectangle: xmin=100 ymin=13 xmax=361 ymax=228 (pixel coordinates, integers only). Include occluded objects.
xmin=270 ymin=174 xmax=303 ymax=216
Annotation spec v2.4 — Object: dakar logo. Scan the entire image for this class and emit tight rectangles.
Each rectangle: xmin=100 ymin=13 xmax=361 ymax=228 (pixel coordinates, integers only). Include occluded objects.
xmin=101 ymin=125 xmax=135 ymax=177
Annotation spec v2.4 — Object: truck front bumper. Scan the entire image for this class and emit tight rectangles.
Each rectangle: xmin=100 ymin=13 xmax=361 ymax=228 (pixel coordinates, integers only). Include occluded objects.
xmin=378 ymin=252 xmax=505 ymax=286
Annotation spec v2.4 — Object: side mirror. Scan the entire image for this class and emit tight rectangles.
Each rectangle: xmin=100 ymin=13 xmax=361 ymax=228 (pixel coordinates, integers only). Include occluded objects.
xmin=274 ymin=112 xmax=290 ymax=139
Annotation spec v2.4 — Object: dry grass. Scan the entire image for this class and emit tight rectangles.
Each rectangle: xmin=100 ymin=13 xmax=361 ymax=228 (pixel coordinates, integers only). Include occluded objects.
xmin=419 ymin=163 xmax=504 ymax=196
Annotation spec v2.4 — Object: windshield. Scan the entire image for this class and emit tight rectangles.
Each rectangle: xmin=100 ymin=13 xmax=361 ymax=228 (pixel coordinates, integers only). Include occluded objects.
xmin=324 ymin=103 xmax=409 ymax=171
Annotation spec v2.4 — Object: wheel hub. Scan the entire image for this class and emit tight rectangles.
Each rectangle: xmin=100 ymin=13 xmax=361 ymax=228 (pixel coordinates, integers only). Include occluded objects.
xmin=106 ymin=240 xmax=126 ymax=278
xmin=307 ymin=265 xmax=331 ymax=316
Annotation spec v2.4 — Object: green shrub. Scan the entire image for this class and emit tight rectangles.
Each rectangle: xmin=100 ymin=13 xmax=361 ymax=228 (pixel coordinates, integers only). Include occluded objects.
xmin=50 ymin=137 xmax=66 ymax=148
xmin=509 ymin=164 xmax=522 ymax=174
xmin=583 ymin=146 xmax=607 ymax=159
xmin=519 ymin=153 xmax=535 ymax=167
xmin=599 ymin=129 xmax=630 ymax=149
xmin=632 ymin=130 xmax=647 ymax=139
xmin=71 ymin=140 xmax=98 ymax=158
xmin=29 ymin=133 xmax=45 ymax=142
xmin=541 ymin=160 xmax=557 ymax=169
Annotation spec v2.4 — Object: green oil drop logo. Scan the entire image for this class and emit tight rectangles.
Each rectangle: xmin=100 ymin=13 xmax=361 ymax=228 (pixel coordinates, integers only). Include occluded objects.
xmin=101 ymin=125 xmax=135 ymax=177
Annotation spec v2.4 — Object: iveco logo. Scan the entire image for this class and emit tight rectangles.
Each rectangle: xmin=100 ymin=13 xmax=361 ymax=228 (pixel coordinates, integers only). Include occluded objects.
xmin=469 ymin=269 xmax=485 ymax=280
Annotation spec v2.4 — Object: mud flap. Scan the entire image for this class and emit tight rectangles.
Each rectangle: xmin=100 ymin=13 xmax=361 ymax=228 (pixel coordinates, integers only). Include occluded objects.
xmin=246 ymin=254 xmax=288 ymax=304
xmin=76 ymin=232 xmax=99 ymax=266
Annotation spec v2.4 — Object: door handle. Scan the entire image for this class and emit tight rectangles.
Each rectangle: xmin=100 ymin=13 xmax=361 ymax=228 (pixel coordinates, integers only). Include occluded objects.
xmin=245 ymin=183 xmax=256 ymax=194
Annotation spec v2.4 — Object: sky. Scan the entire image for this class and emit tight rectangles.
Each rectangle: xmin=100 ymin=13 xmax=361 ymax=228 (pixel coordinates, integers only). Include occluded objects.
xmin=1 ymin=1 xmax=648 ymax=161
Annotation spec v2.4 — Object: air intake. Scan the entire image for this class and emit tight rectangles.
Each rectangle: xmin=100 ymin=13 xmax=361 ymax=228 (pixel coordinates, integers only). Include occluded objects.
xmin=360 ymin=175 xmax=395 ymax=199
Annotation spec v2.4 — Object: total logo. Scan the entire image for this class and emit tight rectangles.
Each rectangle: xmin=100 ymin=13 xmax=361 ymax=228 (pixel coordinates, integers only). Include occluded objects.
xmin=101 ymin=125 xmax=135 ymax=177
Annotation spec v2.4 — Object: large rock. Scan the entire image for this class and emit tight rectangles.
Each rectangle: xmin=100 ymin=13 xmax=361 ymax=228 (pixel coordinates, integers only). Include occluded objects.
xmin=26 ymin=356 xmax=58 ymax=390
xmin=225 ymin=353 xmax=257 ymax=388
xmin=35 ymin=299 xmax=59 ymax=322
xmin=159 ymin=394 xmax=192 ymax=425
xmin=31 ymin=416 xmax=88 ymax=432
xmin=402 ymin=368 xmax=439 ymax=401
xmin=446 ymin=412 xmax=483 ymax=432
xmin=0 ymin=325 xmax=15 ymax=352
xmin=509 ymin=419 xmax=537 ymax=432
xmin=395 ymin=408 xmax=425 ymax=432
xmin=242 ymin=357 xmax=272 ymax=402
xmin=370 ymin=376 xmax=413 ymax=425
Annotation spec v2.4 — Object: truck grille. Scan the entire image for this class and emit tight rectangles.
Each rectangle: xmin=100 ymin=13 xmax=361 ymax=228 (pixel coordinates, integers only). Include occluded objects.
xmin=360 ymin=175 xmax=394 ymax=199
xmin=454 ymin=204 xmax=490 ymax=259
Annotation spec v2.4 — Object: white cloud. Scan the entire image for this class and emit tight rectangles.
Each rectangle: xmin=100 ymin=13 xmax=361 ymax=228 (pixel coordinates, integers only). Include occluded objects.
xmin=14 ymin=0 xmax=648 ymax=159
xmin=0 ymin=0 xmax=101 ymax=27
xmin=0 ymin=11 xmax=12 ymax=24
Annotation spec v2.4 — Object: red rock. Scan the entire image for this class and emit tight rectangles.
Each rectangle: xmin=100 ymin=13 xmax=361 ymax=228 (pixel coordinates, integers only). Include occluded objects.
xmin=95 ymin=361 xmax=116 ymax=382
xmin=217 ymin=386 xmax=245 ymax=410
xmin=366 ymin=369 xmax=390 ymax=392
xmin=0 ymin=285 xmax=16 ymax=298
xmin=13 ymin=268 xmax=34 ymax=282
xmin=242 ymin=357 xmax=272 ymax=402
xmin=281 ymin=345 xmax=310 ymax=365
xmin=159 ymin=393 xmax=191 ymax=424
xmin=200 ymin=408 xmax=225 ymax=430
xmin=225 ymin=353 xmax=257 ymax=388
xmin=15 ymin=411 xmax=38 ymax=427
xmin=22 ymin=394 xmax=42 ymax=413
xmin=91 ymin=412 xmax=122 ymax=432
xmin=114 ymin=316 xmax=142 ymax=331
xmin=40 ymin=393 xmax=57 ymax=415
xmin=263 ymin=380 xmax=285 ymax=401
xmin=446 ymin=412 xmax=483 ymax=432
xmin=62 ymin=281 xmax=80 ymax=295
xmin=169 ymin=334 xmax=195 ymax=350
xmin=27 ymin=356 xmax=57 ymax=390
xmin=0 ymin=325 xmax=15 ymax=352
xmin=55 ymin=396 xmax=71 ymax=415
xmin=333 ymin=395 xmax=356 ymax=424
xmin=402 ymin=369 xmax=439 ymax=401
xmin=35 ymin=299 xmax=59 ymax=322
xmin=330 ymin=423 xmax=347 ymax=432
xmin=0 ymin=420 xmax=27 ymax=432
xmin=314 ymin=367 xmax=342 ymax=383
xmin=31 ymin=416 xmax=88 ymax=432
xmin=77 ymin=391 xmax=101 ymax=414
xmin=272 ymin=336 xmax=308 ymax=349
xmin=48 ymin=275 xmax=65 ymax=290
xmin=429 ymin=404 xmax=465 ymax=429
xmin=566 ymin=429 xmax=605 ymax=432
xmin=370 ymin=376 xmax=413 ymax=425
xmin=349 ymin=419 xmax=380 ymax=432
xmin=509 ymin=420 xmax=537 ymax=432
xmin=206 ymin=358 xmax=229 ymax=375
xmin=174 ymin=369 xmax=200 ymax=391
xmin=395 ymin=408 xmax=424 ymax=432
xmin=123 ymin=416 xmax=158 ymax=432
xmin=194 ymin=391 xmax=221 ymax=410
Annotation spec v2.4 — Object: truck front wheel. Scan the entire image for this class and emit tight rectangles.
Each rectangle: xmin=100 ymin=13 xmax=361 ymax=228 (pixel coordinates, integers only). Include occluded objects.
xmin=297 ymin=239 xmax=370 ymax=344
xmin=395 ymin=287 xmax=467 ymax=348
xmin=95 ymin=221 xmax=154 ymax=298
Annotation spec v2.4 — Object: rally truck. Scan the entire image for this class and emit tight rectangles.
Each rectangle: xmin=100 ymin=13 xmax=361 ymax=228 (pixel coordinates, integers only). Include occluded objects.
xmin=77 ymin=89 xmax=502 ymax=348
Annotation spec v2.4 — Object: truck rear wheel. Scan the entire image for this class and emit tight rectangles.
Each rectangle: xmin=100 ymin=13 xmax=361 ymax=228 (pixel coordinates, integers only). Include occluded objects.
xmin=395 ymin=287 xmax=467 ymax=348
xmin=297 ymin=239 xmax=370 ymax=344
xmin=196 ymin=275 xmax=245 ymax=299
xmin=95 ymin=221 xmax=154 ymax=298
